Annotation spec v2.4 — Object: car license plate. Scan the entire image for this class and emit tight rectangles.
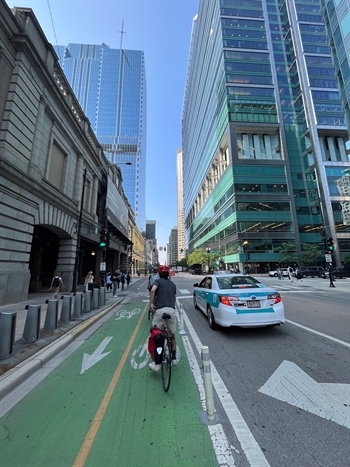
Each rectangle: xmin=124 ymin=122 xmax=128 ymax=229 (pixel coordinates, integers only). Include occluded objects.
xmin=247 ymin=300 xmax=261 ymax=308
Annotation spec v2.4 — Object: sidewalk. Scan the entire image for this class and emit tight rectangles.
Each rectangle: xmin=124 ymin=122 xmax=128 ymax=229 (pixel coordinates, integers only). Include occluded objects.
xmin=0 ymin=278 xmax=141 ymax=380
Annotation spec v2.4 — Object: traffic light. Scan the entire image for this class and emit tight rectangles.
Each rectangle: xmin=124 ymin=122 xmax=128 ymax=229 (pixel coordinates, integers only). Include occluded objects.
xmin=99 ymin=229 xmax=107 ymax=248
xmin=326 ymin=237 xmax=334 ymax=253
xmin=164 ymin=247 xmax=166 ymax=251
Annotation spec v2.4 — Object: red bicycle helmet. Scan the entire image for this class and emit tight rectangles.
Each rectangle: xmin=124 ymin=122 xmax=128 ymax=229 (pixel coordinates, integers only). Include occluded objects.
xmin=158 ymin=265 xmax=169 ymax=274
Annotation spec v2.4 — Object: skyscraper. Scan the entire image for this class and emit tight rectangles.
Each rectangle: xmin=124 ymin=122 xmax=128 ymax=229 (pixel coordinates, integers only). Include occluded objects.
xmin=56 ymin=43 xmax=146 ymax=228
xmin=182 ymin=0 xmax=350 ymax=271
xmin=176 ymin=148 xmax=185 ymax=259
xmin=321 ymin=0 xmax=350 ymax=136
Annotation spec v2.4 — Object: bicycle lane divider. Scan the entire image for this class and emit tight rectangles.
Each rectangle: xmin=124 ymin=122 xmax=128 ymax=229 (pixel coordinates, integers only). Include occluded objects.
xmin=0 ymin=301 xmax=148 ymax=467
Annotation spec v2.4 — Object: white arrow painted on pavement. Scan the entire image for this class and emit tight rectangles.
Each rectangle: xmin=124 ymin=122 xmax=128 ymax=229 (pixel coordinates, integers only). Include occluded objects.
xmin=259 ymin=360 xmax=350 ymax=429
xmin=80 ymin=337 xmax=113 ymax=374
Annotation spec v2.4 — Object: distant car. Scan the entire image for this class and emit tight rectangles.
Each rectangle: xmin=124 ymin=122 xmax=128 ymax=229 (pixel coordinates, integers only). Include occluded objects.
xmin=324 ymin=267 xmax=347 ymax=279
xmin=193 ymin=274 xmax=285 ymax=329
xmin=169 ymin=270 xmax=176 ymax=276
xmin=296 ymin=267 xmax=325 ymax=278
xmin=268 ymin=268 xmax=289 ymax=277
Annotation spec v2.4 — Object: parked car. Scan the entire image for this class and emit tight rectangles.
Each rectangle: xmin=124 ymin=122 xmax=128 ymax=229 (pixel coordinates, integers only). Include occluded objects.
xmin=324 ymin=267 xmax=347 ymax=279
xmin=295 ymin=266 xmax=325 ymax=278
xmin=268 ymin=268 xmax=289 ymax=277
xmin=193 ymin=273 xmax=285 ymax=329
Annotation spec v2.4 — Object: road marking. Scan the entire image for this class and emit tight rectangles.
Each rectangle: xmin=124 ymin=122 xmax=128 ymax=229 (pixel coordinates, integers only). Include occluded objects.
xmin=286 ymin=319 xmax=350 ymax=348
xmin=114 ymin=307 xmax=141 ymax=320
xmin=179 ymin=288 xmax=191 ymax=294
xmin=130 ymin=338 xmax=150 ymax=369
xmin=80 ymin=337 xmax=113 ymax=375
xmin=73 ymin=302 xmax=148 ymax=467
xmin=259 ymin=360 xmax=350 ymax=429
xmin=183 ymin=311 xmax=270 ymax=466
xmin=177 ymin=295 xmax=193 ymax=299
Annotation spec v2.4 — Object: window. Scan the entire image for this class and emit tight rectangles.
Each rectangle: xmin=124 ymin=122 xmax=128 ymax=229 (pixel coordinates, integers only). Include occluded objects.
xmin=48 ymin=142 xmax=65 ymax=190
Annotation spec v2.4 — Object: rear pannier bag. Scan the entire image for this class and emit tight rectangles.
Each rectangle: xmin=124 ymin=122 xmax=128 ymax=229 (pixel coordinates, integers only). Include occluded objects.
xmin=148 ymin=326 xmax=164 ymax=364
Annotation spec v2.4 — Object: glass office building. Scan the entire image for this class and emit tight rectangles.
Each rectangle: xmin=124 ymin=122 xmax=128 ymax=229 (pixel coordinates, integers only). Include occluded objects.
xmin=321 ymin=0 xmax=350 ymax=136
xmin=56 ymin=44 xmax=146 ymax=228
xmin=182 ymin=0 xmax=350 ymax=271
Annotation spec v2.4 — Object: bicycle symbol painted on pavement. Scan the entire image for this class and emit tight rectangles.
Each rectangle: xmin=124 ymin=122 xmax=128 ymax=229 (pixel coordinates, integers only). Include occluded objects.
xmin=115 ymin=308 xmax=141 ymax=320
xmin=130 ymin=338 xmax=150 ymax=369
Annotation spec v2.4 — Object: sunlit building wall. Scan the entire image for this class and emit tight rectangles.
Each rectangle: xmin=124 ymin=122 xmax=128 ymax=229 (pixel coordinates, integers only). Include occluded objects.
xmin=176 ymin=148 xmax=185 ymax=259
xmin=182 ymin=0 xmax=350 ymax=270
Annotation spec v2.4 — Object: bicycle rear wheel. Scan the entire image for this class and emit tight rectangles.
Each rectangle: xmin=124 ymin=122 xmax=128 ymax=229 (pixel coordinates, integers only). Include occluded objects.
xmin=161 ymin=336 xmax=172 ymax=392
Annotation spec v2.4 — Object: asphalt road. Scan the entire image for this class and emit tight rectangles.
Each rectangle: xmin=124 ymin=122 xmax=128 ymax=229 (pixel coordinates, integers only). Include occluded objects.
xmin=176 ymin=273 xmax=349 ymax=467
xmin=1 ymin=273 xmax=348 ymax=467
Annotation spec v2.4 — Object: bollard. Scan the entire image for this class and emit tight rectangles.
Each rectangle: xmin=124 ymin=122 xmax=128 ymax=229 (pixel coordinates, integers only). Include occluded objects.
xmin=198 ymin=346 xmax=218 ymax=425
xmin=99 ymin=287 xmax=106 ymax=306
xmin=23 ymin=305 xmax=41 ymax=343
xmin=178 ymin=304 xmax=186 ymax=335
xmin=73 ymin=292 xmax=83 ymax=317
xmin=84 ymin=290 xmax=92 ymax=313
xmin=60 ymin=296 xmax=72 ymax=323
xmin=44 ymin=300 xmax=58 ymax=331
xmin=92 ymin=288 xmax=99 ymax=309
xmin=0 ymin=311 xmax=17 ymax=360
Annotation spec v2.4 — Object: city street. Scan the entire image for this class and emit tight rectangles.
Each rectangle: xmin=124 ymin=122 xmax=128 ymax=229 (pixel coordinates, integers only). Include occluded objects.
xmin=0 ymin=273 xmax=349 ymax=466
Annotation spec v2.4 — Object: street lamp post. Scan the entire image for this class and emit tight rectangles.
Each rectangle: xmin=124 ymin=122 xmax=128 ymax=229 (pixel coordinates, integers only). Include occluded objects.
xmin=72 ymin=162 xmax=132 ymax=293
xmin=206 ymin=247 xmax=211 ymax=272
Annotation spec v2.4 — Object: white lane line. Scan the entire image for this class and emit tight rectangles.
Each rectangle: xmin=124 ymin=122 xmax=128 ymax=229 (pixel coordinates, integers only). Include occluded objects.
xmin=182 ymin=335 xmax=236 ymax=466
xmin=183 ymin=311 xmax=270 ymax=467
xmin=286 ymin=320 xmax=350 ymax=348
xmin=179 ymin=289 xmax=191 ymax=294
xmin=177 ymin=295 xmax=193 ymax=299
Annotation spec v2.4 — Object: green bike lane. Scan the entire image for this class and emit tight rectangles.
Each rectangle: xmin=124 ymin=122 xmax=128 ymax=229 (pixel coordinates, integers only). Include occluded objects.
xmin=0 ymin=299 xmax=217 ymax=467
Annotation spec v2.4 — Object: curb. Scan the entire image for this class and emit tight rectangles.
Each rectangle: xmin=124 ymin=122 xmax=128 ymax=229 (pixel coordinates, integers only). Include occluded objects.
xmin=0 ymin=299 xmax=122 ymax=399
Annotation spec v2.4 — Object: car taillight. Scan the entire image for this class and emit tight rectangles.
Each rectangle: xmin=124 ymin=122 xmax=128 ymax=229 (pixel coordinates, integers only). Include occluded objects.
xmin=267 ymin=293 xmax=281 ymax=304
xmin=219 ymin=296 xmax=239 ymax=306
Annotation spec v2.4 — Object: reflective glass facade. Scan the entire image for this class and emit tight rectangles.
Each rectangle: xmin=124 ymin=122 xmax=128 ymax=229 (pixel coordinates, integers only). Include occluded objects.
xmin=56 ymin=44 xmax=146 ymax=228
xmin=182 ymin=0 xmax=350 ymax=270
xmin=321 ymin=0 xmax=350 ymax=136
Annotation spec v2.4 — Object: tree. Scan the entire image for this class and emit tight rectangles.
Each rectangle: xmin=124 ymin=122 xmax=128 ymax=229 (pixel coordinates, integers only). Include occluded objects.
xmin=300 ymin=243 xmax=321 ymax=266
xmin=187 ymin=249 xmax=208 ymax=267
xmin=276 ymin=242 xmax=295 ymax=265
xmin=343 ymin=253 xmax=350 ymax=264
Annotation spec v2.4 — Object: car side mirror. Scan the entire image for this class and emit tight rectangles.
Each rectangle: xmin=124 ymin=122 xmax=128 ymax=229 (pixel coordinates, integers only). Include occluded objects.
xmin=193 ymin=283 xmax=199 ymax=287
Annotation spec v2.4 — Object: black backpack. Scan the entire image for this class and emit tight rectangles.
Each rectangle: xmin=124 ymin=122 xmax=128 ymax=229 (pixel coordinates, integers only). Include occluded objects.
xmin=52 ymin=276 xmax=60 ymax=287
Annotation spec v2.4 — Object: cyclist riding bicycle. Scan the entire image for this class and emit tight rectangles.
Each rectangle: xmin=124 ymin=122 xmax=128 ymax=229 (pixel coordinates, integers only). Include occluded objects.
xmin=149 ymin=265 xmax=177 ymax=371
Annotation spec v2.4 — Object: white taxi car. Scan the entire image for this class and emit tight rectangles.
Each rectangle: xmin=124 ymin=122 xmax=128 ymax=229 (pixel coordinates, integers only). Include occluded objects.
xmin=193 ymin=274 xmax=285 ymax=329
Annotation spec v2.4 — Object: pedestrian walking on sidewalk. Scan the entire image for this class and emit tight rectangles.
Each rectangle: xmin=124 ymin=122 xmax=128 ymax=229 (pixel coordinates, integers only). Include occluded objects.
xmin=120 ymin=272 xmax=126 ymax=290
xmin=106 ymin=272 xmax=112 ymax=292
xmin=329 ymin=264 xmax=336 ymax=288
xmin=112 ymin=269 xmax=121 ymax=296
xmin=288 ymin=266 xmax=294 ymax=282
xmin=50 ymin=272 xmax=64 ymax=299
xmin=126 ymin=272 xmax=131 ymax=286
xmin=84 ymin=271 xmax=94 ymax=292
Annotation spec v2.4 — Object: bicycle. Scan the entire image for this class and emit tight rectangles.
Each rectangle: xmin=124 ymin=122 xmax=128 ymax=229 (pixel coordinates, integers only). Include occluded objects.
xmin=160 ymin=312 xmax=174 ymax=392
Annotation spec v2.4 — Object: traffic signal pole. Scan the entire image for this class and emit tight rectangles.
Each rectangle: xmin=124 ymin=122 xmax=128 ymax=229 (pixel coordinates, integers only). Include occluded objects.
xmin=72 ymin=168 xmax=87 ymax=293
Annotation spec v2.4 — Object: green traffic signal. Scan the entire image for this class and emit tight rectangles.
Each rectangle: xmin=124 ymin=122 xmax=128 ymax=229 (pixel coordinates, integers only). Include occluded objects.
xmin=326 ymin=237 xmax=334 ymax=253
xmin=99 ymin=229 xmax=107 ymax=248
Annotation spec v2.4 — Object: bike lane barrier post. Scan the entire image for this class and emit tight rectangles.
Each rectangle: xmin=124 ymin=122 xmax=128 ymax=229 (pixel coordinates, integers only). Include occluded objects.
xmin=178 ymin=303 xmax=186 ymax=335
xmin=92 ymin=288 xmax=99 ymax=309
xmin=0 ymin=311 xmax=17 ymax=360
xmin=84 ymin=290 xmax=92 ymax=313
xmin=99 ymin=286 xmax=106 ymax=306
xmin=60 ymin=296 xmax=72 ymax=323
xmin=199 ymin=346 xmax=219 ymax=425
xmin=44 ymin=300 xmax=58 ymax=331
xmin=22 ymin=305 xmax=41 ymax=343
xmin=73 ymin=292 xmax=83 ymax=317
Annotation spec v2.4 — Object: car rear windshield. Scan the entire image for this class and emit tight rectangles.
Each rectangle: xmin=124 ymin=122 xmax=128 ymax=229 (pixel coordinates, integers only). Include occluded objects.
xmin=217 ymin=276 xmax=263 ymax=289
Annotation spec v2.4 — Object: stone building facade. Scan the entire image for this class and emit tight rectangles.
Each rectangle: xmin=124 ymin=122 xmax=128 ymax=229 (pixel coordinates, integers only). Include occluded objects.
xmin=0 ymin=2 xmax=145 ymax=306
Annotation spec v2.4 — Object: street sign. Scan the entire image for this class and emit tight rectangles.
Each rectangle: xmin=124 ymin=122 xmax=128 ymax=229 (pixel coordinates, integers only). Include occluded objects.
xmin=325 ymin=254 xmax=332 ymax=263
xmin=100 ymin=262 xmax=106 ymax=271
xmin=210 ymin=250 xmax=220 ymax=254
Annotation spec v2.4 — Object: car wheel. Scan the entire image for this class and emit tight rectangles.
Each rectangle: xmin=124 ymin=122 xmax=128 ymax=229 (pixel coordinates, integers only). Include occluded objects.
xmin=302 ymin=273 xmax=307 ymax=278
xmin=274 ymin=273 xmax=277 ymax=277
xmin=193 ymin=294 xmax=199 ymax=310
xmin=207 ymin=306 xmax=217 ymax=330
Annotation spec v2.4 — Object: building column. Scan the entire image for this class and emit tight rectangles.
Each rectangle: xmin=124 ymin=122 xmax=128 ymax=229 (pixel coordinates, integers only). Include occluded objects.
xmin=73 ymin=153 xmax=84 ymax=203
xmin=56 ymin=237 xmax=76 ymax=293
xmin=28 ymin=95 xmax=47 ymax=180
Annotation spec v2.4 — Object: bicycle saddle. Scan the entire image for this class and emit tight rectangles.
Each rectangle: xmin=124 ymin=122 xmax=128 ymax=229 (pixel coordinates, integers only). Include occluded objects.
xmin=162 ymin=313 xmax=172 ymax=320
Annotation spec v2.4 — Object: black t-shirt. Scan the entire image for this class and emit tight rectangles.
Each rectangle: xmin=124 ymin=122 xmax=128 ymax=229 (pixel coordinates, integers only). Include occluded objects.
xmin=153 ymin=278 xmax=176 ymax=309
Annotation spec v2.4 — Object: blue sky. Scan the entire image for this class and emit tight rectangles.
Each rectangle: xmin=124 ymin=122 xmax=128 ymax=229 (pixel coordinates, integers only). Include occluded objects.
xmin=6 ymin=0 xmax=199 ymax=260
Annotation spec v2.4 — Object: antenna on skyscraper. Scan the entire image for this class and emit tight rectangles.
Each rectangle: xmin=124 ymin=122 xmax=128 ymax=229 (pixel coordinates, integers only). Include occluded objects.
xmin=118 ymin=20 xmax=130 ymax=67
